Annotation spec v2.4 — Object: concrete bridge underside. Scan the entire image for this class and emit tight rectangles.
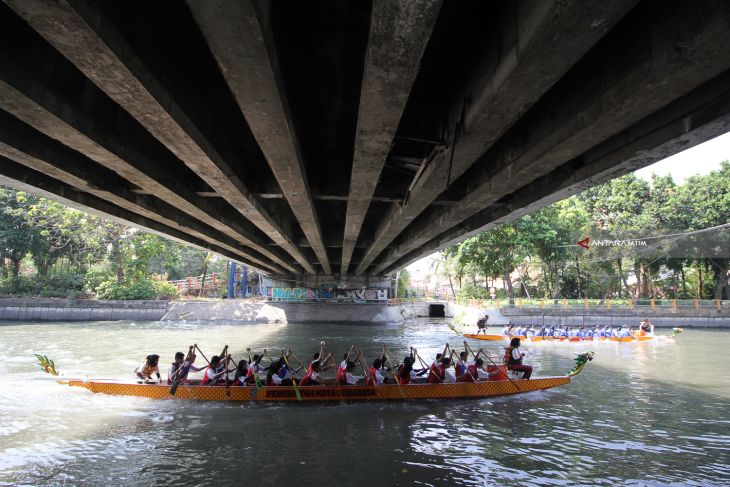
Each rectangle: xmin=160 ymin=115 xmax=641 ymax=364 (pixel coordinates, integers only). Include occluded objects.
xmin=1 ymin=0 xmax=730 ymax=282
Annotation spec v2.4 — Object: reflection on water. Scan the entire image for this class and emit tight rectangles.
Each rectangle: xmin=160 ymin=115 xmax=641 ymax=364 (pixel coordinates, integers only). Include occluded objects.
xmin=1 ymin=320 xmax=729 ymax=486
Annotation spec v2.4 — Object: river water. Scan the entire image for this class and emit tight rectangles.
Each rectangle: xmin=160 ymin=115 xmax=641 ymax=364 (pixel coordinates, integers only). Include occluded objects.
xmin=0 ymin=319 xmax=729 ymax=486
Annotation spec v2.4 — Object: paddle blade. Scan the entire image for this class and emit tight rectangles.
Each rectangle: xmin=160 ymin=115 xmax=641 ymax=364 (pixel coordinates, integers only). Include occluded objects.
xmin=293 ymin=380 xmax=302 ymax=401
xmin=169 ymin=380 xmax=179 ymax=396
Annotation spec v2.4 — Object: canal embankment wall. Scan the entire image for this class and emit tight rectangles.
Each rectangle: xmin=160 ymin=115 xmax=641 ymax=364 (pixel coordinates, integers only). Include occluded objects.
xmin=0 ymin=298 xmax=405 ymax=324
xmin=2 ymin=298 xmax=727 ymax=327
xmin=0 ymin=298 xmax=168 ymax=321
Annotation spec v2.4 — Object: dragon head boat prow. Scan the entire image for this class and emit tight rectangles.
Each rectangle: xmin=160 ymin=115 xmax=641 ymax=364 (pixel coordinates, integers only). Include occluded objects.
xmin=567 ymin=351 xmax=594 ymax=377
xmin=35 ymin=354 xmax=59 ymax=376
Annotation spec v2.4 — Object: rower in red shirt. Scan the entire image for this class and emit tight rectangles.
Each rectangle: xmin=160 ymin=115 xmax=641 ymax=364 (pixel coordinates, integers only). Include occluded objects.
xmin=428 ymin=356 xmax=451 ymax=383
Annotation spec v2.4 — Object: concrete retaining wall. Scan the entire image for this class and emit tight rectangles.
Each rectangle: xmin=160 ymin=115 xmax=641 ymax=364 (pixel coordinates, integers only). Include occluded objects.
xmin=162 ymin=300 xmax=404 ymax=324
xmin=0 ymin=298 xmax=168 ymax=321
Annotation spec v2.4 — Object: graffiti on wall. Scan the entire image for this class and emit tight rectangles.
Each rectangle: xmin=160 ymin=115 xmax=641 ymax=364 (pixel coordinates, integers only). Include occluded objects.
xmin=268 ymin=288 xmax=388 ymax=301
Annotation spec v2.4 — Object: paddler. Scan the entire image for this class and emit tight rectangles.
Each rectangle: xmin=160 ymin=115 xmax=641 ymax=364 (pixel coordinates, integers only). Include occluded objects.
xmin=396 ymin=355 xmax=415 ymax=384
xmin=233 ymin=359 xmax=249 ymax=385
xmin=457 ymin=358 xmax=499 ymax=382
xmin=266 ymin=360 xmax=283 ymax=386
xmin=336 ymin=347 xmax=357 ymax=385
xmin=344 ymin=361 xmax=365 ymax=385
xmin=504 ymin=338 xmax=532 ymax=379
xmin=365 ymin=357 xmax=387 ymax=385
xmin=243 ymin=353 xmax=265 ymax=385
xmin=427 ymin=355 xmax=451 ymax=384
xmin=168 ymin=349 xmax=204 ymax=384
xmin=299 ymin=359 xmax=323 ymax=386
xmin=135 ymin=354 xmax=161 ymax=383
xmin=476 ymin=314 xmax=489 ymax=335
xmin=201 ymin=355 xmax=233 ymax=385
xmin=454 ymin=351 xmax=469 ymax=377
xmin=639 ymin=319 xmax=653 ymax=336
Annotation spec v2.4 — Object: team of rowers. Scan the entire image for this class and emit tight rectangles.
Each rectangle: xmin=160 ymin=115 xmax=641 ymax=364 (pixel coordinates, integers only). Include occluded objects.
xmin=134 ymin=339 xmax=534 ymax=387
xmin=500 ymin=319 xmax=655 ymax=339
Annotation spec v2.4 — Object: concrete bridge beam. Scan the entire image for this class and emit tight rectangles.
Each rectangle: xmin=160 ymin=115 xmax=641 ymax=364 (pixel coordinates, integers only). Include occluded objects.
xmin=0 ymin=158 xmax=273 ymax=270
xmin=354 ymin=0 xmax=636 ymax=275
xmin=383 ymin=69 xmax=730 ymax=273
xmin=372 ymin=0 xmax=730 ymax=274
xmin=340 ymin=0 xmax=441 ymax=275
xmin=186 ymin=0 xmax=328 ymax=274
xmin=0 ymin=112 xmax=285 ymax=273
xmin=4 ymin=0 xmax=311 ymax=274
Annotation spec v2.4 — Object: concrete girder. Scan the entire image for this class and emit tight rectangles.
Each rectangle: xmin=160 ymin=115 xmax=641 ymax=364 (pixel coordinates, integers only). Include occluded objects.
xmin=340 ymin=0 xmax=442 ymax=275
xmin=0 ymin=110 xmax=284 ymax=273
xmin=186 ymin=0 xmax=330 ymax=274
xmin=3 ymin=0 xmax=311 ymax=274
xmin=372 ymin=0 xmax=730 ymax=275
xmin=354 ymin=0 xmax=636 ymax=275
xmin=381 ymin=69 xmax=730 ymax=274
xmin=0 ymin=158 xmax=271 ymax=271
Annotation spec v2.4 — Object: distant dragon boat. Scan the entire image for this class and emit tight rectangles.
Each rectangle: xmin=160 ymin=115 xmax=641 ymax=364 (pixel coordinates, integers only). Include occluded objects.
xmin=43 ymin=353 xmax=594 ymax=402
xmin=464 ymin=328 xmax=682 ymax=343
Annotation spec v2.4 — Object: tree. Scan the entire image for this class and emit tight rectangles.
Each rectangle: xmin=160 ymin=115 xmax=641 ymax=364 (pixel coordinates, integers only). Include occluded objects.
xmin=0 ymin=188 xmax=33 ymax=277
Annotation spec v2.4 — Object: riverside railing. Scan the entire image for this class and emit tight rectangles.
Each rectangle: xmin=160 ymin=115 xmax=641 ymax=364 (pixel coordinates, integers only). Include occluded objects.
xmin=168 ymin=273 xmax=223 ymax=296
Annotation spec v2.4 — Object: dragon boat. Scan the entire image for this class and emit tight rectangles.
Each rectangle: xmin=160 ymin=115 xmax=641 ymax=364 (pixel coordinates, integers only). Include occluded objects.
xmin=464 ymin=328 xmax=682 ymax=343
xmin=39 ymin=353 xmax=594 ymax=403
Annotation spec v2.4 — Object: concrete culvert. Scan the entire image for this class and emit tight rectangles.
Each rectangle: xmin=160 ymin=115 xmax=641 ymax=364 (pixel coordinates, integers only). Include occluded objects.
xmin=429 ymin=304 xmax=445 ymax=318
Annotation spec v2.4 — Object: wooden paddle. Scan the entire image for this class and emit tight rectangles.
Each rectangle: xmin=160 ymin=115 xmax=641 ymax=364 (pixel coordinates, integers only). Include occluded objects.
xmin=247 ymin=348 xmax=264 ymax=389
xmin=382 ymin=345 xmax=406 ymax=398
xmin=479 ymin=345 xmax=521 ymax=392
xmin=357 ymin=350 xmax=373 ymax=385
xmin=450 ymin=349 xmax=476 ymax=383
xmin=170 ymin=345 xmax=194 ymax=396
xmin=194 ymin=344 xmax=211 ymax=365
xmin=280 ymin=351 xmax=302 ymax=401
xmin=287 ymin=347 xmax=306 ymax=373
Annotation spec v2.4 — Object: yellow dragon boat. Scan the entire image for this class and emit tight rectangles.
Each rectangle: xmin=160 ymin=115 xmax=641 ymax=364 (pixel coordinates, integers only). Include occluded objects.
xmin=464 ymin=329 xmax=681 ymax=343
xmin=64 ymin=376 xmax=569 ymax=401
xmin=49 ymin=352 xmax=594 ymax=403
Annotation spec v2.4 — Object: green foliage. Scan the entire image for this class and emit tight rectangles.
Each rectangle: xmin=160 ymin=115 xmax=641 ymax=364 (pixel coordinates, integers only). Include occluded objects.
xmin=0 ymin=274 xmax=86 ymax=298
xmin=397 ymin=269 xmax=409 ymax=298
xmin=95 ymin=278 xmax=178 ymax=300
xmin=0 ymin=185 xmax=225 ymax=299
xmin=443 ymin=163 xmax=730 ymax=301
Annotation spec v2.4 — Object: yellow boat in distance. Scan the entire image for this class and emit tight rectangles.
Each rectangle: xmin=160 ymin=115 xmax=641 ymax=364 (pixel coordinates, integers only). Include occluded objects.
xmin=464 ymin=331 xmax=681 ymax=343
xmin=65 ymin=375 xmax=575 ymax=402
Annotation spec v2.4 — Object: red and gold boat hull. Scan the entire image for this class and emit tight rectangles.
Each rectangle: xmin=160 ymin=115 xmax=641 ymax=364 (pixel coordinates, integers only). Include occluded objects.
xmin=66 ymin=376 xmax=571 ymax=402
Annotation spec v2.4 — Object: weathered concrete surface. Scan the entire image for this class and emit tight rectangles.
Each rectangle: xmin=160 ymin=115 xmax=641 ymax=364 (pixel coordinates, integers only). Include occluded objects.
xmin=0 ymin=298 xmax=168 ymax=322
xmin=388 ymin=70 xmax=730 ymax=272
xmin=373 ymin=0 xmax=730 ymax=274
xmin=355 ymin=0 xmax=636 ymax=275
xmin=447 ymin=303 xmax=510 ymax=326
xmin=1 ymin=1 xmax=730 ymax=278
xmin=0 ymin=160 xmax=260 ymax=267
xmin=0 ymin=113 xmax=275 ymax=270
xmin=189 ymin=0 xmax=328 ymax=274
xmin=4 ymin=0 xmax=305 ymax=275
xmin=340 ymin=0 xmax=441 ymax=274
xmin=163 ymin=300 xmax=404 ymax=324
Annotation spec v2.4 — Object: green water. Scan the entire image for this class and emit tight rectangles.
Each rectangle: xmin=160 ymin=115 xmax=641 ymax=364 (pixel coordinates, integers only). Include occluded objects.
xmin=1 ymin=320 xmax=729 ymax=486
